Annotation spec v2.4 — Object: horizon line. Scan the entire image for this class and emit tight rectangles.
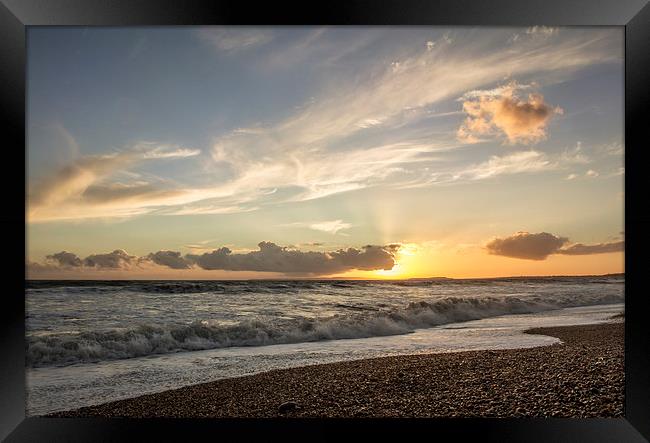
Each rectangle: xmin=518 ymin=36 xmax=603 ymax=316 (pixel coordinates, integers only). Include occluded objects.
xmin=25 ymin=272 xmax=625 ymax=283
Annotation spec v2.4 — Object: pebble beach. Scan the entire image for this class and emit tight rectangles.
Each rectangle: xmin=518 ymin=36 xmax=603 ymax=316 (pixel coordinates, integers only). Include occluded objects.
xmin=49 ymin=321 xmax=624 ymax=418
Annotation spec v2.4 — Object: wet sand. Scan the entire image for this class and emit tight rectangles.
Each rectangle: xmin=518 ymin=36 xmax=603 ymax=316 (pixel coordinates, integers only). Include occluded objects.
xmin=49 ymin=321 xmax=624 ymax=418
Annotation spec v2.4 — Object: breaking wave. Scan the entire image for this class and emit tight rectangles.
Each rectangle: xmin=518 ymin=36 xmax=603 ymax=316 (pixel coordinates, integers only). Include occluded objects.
xmin=26 ymin=290 xmax=623 ymax=368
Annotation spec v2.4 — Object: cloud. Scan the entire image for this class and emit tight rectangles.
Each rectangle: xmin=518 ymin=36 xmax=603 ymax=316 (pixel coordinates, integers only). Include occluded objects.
xmin=186 ymin=241 xmax=399 ymax=275
xmin=458 ymin=151 xmax=551 ymax=180
xmin=32 ymin=242 xmax=402 ymax=275
xmin=602 ymin=142 xmax=624 ymax=156
xmin=509 ymin=27 xmax=560 ymax=45
xmin=586 ymin=169 xmax=599 ymax=177
xmin=28 ymin=153 xmax=136 ymax=210
xmin=558 ymin=142 xmax=590 ymax=164
xmin=49 ymin=123 xmax=80 ymax=160
xmin=161 ymin=205 xmax=259 ymax=215
xmin=28 ymin=144 xmax=203 ymax=222
xmin=357 ymin=118 xmax=385 ymax=129
xmin=486 ymin=231 xmax=569 ymax=260
xmin=486 ymin=231 xmax=624 ymax=260
xmin=80 ymin=183 xmax=185 ymax=204
xmin=607 ymin=167 xmax=625 ymax=177
xmin=198 ymin=28 xmax=273 ymax=52
xmin=399 ymin=142 xmax=608 ymax=188
xmin=261 ymin=28 xmax=377 ymax=70
xmin=203 ymin=30 xmax=618 ymax=202
xmin=29 ymin=29 xmax=622 ymax=223
xmin=140 ymin=146 xmax=201 ymax=159
xmin=459 ymin=82 xmax=535 ymax=101
xmin=457 ymin=82 xmax=563 ymax=144
xmin=526 ymin=26 xmax=560 ymax=37
xmin=146 ymin=250 xmax=192 ymax=269
xmin=282 ymin=220 xmax=353 ymax=235
xmin=557 ymin=241 xmax=624 ymax=255
xmin=309 ymin=220 xmax=352 ymax=234
xmin=46 ymin=251 xmax=82 ymax=267
xmin=398 ymin=150 xmax=552 ymax=188
xmin=83 ymin=249 xmax=137 ymax=268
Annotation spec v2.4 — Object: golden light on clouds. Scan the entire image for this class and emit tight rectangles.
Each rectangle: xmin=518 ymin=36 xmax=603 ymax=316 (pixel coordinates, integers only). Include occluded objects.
xmin=457 ymin=82 xmax=563 ymax=144
xmin=27 ymin=27 xmax=623 ymax=279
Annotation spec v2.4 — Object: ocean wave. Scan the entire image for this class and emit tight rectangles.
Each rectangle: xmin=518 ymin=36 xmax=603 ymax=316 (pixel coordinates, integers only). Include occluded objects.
xmin=26 ymin=291 xmax=623 ymax=368
xmin=26 ymin=280 xmax=326 ymax=294
xmin=26 ymin=275 xmax=624 ymax=295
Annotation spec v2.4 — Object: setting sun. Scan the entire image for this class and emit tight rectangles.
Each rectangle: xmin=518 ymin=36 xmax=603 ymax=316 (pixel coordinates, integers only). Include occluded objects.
xmin=23 ymin=24 xmax=627 ymax=422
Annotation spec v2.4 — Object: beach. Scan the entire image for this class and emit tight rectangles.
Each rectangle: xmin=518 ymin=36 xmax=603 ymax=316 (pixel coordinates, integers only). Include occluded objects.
xmin=49 ymin=320 xmax=624 ymax=418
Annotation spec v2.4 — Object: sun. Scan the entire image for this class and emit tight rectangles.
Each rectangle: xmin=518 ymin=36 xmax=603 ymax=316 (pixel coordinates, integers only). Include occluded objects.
xmin=371 ymin=243 xmax=422 ymax=279
xmin=373 ymin=263 xmax=407 ymax=279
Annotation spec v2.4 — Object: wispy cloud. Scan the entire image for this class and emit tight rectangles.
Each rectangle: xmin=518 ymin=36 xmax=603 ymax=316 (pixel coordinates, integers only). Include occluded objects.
xmin=28 ymin=28 xmax=622 ymax=223
xmin=608 ymin=167 xmax=625 ymax=177
xmin=203 ymin=29 xmax=617 ymax=200
xmin=558 ymin=241 xmax=624 ymax=255
xmin=558 ymin=142 xmax=590 ymax=164
xmin=281 ymin=219 xmax=353 ymax=235
xmin=198 ymin=27 xmax=273 ymax=52
xmin=140 ymin=146 xmax=201 ymax=159
xmin=508 ymin=26 xmax=560 ymax=45
xmin=28 ymin=152 xmax=137 ymax=210
xmin=161 ymin=205 xmax=258 ymax=216
xmin=261 ymin=28 xmax=377 ymax=70
xmin=526 ymin=26 xmax=560 ymax=38
xmin=458 ymin=150 xmax=551 ymax=180
xmin=601 ymin=142 xmax=624 ymax=156
xmin=399 ymin=150 xmax=552 ymax=188
xmin=309 ymin=220 xmax=352 ymax=234
xmin=402 ymin=142 xmax=603 ymax=187
xmin=27 ymin=144 xmax=202 ymax=222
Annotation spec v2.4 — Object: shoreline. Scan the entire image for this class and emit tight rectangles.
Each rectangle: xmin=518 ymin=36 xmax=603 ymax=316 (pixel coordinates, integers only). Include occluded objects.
xmin=48 ymin=321 xmax=624 ymax=418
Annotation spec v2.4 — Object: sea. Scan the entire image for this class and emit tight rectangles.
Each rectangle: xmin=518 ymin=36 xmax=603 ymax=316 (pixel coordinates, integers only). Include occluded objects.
xmin=25 ymin=275 xmax=624 ymax=415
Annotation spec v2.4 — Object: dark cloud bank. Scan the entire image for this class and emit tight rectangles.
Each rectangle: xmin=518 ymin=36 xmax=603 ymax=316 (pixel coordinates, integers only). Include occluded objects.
xmin=41 ymin=242 xmax=400 ymax=275
xmin=486 ymin=231 xmax=624 ymax=260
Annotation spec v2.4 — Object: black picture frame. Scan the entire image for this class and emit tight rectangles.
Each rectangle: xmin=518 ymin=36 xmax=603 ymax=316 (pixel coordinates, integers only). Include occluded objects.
xmin=2 ymin=0 xmax=648 ymax=441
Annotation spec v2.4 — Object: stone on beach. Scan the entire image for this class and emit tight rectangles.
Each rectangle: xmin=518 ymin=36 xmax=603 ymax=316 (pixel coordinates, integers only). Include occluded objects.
xmin=278 ymin=401 xmax=299 ymax=414
xmin=48 ymin=322 xmax=624 ymax=419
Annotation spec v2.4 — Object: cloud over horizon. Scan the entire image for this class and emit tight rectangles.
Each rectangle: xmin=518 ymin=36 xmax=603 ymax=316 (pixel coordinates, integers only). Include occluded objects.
xmin=83 ymin=249 xmax=138 ymax=269
xmin=46 ymin=251 xmax=82 ymax=267
xmin=187 ymin=242 xmax=399 ymax=274
xmin=557 ymin=241 xmax=624 ymax=255
xmin=486 ymin=231 xmax=624 ymax=260
xmin=146 ymin=250 xmax=193 ymax=269
xmin=32 ymin=242 xmax=401 ymax=276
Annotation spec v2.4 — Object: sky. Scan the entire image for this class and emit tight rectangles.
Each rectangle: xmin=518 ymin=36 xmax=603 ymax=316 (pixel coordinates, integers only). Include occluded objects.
xmin=26 ymin=26 xmax=625 ymax=279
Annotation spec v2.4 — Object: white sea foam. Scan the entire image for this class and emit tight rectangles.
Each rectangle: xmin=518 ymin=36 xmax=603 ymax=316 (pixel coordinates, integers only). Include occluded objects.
xmin=26 ymin=303 xmax=623 ymax=416
xmin=26 ymin=284 xmax=623 ymax=367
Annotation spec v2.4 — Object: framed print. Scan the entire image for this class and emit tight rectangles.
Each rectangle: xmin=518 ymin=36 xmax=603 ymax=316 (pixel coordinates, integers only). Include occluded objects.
xmin=1 ymin=0 xmax=649 ymax=441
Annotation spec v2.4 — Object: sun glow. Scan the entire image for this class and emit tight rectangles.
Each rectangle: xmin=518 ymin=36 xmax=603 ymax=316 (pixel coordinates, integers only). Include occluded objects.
xmin=373 ymin=263 xmax=407 ymax=279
